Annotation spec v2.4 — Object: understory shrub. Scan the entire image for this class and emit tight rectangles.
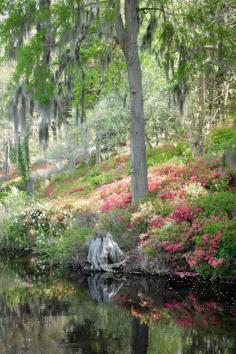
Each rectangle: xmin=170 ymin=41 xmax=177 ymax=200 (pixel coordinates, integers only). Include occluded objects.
xmin=209 ymin=126 xmax=236 ymax=154
xmin=0 ymin=201 xmax=92 ymax=264
xmin=192 ymin=191 xmax=236 ymax=217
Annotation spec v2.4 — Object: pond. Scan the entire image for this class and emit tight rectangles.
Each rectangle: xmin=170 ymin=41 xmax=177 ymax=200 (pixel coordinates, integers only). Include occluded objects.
xmin=0 ymin=260 xmax=235 ymax=354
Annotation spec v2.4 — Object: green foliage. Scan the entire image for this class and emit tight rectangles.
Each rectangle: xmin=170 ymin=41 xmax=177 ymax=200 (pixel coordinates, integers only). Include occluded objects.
xmin=153 ymin=222 xmax=188 ymax=243
xmin=153 ymin=199 xmax=174 ymax=217
xmin=0 ymin=220 xmax=35 ymax=254
xmin=0 ymin=201 xmax=92 ymax=264
xmin=209 ymin=126 xmax=236 ymax=154
xmin=8 ymin=141 xmax=31 ymax=190
xmin=0 ymin=186 xmax=27 ymax=216
xmin=207 ymin=176 xmax=230 ymax=192
xmin=18 ymin=141 xmax=30 ymax=188
xmin=0 ymin=190 xmax=8 ymax=201
xmin=33 ymin=225 xmax=91 ymax=264
xmin=195 ymin=217 xmax=236 ymax=277
xmin=175 ymin=142 xmax=191 ymax=159
xmin=9 ymin=144 xmax=17 ymax=164
xmin=147 ymin=145 xmax=176 ymax=167
xmin=193 ymin=191 xmax=236 ymax=217
xmin=147 ymin=143 xmax=190 ymax=167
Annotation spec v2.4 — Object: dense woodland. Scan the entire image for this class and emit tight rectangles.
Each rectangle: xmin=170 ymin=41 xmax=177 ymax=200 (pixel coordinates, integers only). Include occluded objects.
xmin=0 ymin=0 xmax=235 ymax=279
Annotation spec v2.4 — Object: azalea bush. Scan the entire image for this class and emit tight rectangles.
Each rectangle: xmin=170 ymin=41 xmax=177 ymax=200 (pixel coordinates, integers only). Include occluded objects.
xmin=128 ymin=157 xmax=236 ymax=278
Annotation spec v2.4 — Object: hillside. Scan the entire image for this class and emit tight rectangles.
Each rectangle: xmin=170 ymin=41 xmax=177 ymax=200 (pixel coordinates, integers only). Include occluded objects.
xmin=0 ymin=125 xmax=235 ymax=279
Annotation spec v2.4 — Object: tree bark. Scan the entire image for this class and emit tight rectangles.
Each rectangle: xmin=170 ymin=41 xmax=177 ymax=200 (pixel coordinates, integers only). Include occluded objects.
xmin=96 ymin=137 xmax=100 ymax=165
xmin=3 ymin=140 xmax=9 ymax=177
xmin=12 ymin=89 xmax=20 ymax=170
xmin=80 ymin=67 xmax=89 ymax=160
xmin=197 ymin=71 xmax=206 ymax=155
xmin=115 ymin=0 xmax=148 ymax=202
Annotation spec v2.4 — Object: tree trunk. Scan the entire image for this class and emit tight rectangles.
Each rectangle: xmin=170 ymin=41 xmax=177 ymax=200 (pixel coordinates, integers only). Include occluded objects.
xmin=12 ymin=90 xmax=20 ymax=170
xmin=3 ymin=140 xmax=9 ymax=177
xmin=197 ymin=71 xmax=206 ymax=155
xmin=96 ymin=137 xmax=100 ymax=166
xmin=80 ymin=67 xmax=89 ymax=160
xmin=115 ymin=0 xmax=148 ymax=202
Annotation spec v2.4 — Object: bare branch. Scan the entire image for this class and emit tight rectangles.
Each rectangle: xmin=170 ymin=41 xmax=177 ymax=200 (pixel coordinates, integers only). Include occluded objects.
xmin=138 ymin=7 xmax=185 ymax=17
xmin=79 ymin=0 xmax=108 ymax=9
xmin=114 ymin=0 xmax=127 ymax=54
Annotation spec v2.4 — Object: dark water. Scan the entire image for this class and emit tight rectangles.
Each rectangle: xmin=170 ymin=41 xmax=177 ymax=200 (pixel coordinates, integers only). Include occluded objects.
xmin=0 ymin=261 xmax=235 ymax=354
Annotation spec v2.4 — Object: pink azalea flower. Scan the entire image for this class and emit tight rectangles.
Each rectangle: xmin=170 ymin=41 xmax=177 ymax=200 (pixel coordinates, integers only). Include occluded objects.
xmin=208 ymin=257 xmax=223 ymax=268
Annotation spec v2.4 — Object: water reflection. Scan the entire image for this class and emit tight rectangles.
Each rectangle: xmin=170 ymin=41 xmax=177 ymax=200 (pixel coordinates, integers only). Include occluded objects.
xmin=0 ymin=261 xmax=235 ymax=354
xmin=88 ymin=273 xmax=124 ymax=303
xmin=132 ymin=318 xmax=148 ymax=354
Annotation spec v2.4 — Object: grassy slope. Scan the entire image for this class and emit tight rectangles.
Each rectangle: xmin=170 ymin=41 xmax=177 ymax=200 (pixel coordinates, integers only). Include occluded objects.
xmin=0 ymin=125 xmax=236 ymax=278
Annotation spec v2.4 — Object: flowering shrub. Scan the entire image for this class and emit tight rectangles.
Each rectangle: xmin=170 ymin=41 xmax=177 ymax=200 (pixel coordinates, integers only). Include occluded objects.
xmin=148 ymin=179 xmax=162 ymax=192
xmin=98 ymin=177 xmax=130 ymax=198
xmin=160 ymin=190 xmax=177 ymax=200
xmin=100 ymin=192 xmax=132 ymax=211
xmin=162 ymin=241 xmax=182 ymax=252
xmin=93 ymin=153 xmax=236 ymax=277
xmin=170 ymin=206 xmax=194 ymax=223
xmin=184 ymin=231 xmax=223 ymax=269
xmin=99 ymin=177 xmax=132 ymax=211
xmin=136 ymin=159 xmax=235 ymax=277
xmin=184 ymin=182 xmax=207 ymax=200
xmin=149 ymin=216 xmax=165 ymax=229
xmin=2 ymin=141 xmax=235 ymax=277
xmin=130 ymin=202 xmax=155 ymax=227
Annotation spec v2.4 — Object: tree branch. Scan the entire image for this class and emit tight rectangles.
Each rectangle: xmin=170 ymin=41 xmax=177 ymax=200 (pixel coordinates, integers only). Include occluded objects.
xmin=138 ymin=7 xmax=185 ymax=17
xmin=114 ymin=0 xmax=127 ymax=54
xmin=79 ymin=0 xmax=108 ymax=9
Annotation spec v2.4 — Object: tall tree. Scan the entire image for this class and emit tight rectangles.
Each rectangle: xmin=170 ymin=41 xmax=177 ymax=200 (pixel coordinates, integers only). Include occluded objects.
xmin=115 ymin=0 xmax=148 ymax=202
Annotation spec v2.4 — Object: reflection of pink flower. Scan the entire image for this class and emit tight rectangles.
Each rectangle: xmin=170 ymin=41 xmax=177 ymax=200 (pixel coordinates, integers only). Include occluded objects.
xmin=176 ymin=317 xmax=193 ymax=327
xmin=164 ymin=301 xmax=183 ymax=310
xmin=230 ymin=308 xmax=236 ymax=316
xmin=201 ymin=315 xmax=209 ymax=327
xmin=204 ymin=301 xmax=220 ymax=311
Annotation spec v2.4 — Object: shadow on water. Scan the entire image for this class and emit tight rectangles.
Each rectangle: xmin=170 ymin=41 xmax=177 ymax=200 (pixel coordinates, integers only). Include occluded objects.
xmin=0 ymin=260 xmax=235 ymax=354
